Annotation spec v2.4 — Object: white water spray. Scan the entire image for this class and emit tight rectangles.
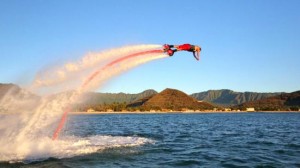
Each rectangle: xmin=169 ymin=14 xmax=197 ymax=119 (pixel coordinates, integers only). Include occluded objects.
xmin=0 ymin=44 xmax=167 ymax=162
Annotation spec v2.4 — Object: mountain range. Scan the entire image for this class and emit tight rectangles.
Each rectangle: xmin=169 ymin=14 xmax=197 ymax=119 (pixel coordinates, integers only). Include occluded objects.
xmin=236 ymin=91 xmax=300 ymax=111
xmin=190 ymin=89 xmax=282 ymax=106
xmin=82 ymin=89 xmax=282 ymax=107
xmin=0 ymin=83 xmax=299 ymax=111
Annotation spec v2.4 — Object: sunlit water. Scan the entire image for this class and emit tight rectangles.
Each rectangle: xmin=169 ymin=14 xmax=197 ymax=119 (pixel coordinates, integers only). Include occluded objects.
xmin=1 ymin=113 xmax=300 ymax=167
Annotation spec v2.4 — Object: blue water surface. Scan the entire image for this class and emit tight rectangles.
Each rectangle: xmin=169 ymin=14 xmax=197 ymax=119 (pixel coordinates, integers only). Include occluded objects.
xmin=3 ymin=113 xmax=300 ymax=168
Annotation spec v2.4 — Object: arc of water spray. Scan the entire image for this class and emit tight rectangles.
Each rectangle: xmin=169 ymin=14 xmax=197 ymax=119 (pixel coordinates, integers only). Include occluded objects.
xmin=32 ymin=45 xmax=161 ymax=89
xmin=52 ymin=49 xmax=166 ymax=140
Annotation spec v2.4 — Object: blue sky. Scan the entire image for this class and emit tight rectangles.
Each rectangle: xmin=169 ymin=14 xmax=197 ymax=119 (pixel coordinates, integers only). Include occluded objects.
xmin=1 ymin=0 xmax=299 ymax=94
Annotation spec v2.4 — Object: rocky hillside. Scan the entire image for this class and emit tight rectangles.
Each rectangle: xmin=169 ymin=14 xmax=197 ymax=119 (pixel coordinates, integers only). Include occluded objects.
xmin=134 ymin=88 xmax=215 ymax=110
xmin=191 ymin=89 xmax=282 ymax=106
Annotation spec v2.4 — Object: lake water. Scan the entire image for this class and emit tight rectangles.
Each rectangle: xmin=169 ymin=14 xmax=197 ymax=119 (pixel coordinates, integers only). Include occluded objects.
xmin=2 ymin=112 xmax=300 ymax=168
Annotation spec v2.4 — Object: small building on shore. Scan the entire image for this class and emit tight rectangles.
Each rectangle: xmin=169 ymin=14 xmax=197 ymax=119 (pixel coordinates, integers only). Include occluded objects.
xmin=87 ymin=108 xmax=95 ymax=112
xmin=246 ymin=108 xmax=255 ymax=112
xmin=224 ymin=108 xmax=231 ymax=112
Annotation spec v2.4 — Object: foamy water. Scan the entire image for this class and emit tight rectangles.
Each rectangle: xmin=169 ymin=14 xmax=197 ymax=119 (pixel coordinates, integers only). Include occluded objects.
xmin=1 ymin=134 xmax=154 ymax=163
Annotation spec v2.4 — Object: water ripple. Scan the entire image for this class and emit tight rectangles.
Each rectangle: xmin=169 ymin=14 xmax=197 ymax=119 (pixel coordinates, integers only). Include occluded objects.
xmin=2 ymin=113 xmax=300 ymax=167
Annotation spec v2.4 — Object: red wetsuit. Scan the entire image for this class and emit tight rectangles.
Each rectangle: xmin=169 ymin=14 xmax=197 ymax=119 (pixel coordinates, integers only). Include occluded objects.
xmin=177 ymin=44 xmax=193 ymax=51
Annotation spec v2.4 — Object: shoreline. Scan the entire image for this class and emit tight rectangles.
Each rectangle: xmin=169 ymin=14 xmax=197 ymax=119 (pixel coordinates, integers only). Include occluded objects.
xmin=1 ymin=111 xmax=299 ymax=115
xmin=69 ymin=111 xmax=300 ymax=115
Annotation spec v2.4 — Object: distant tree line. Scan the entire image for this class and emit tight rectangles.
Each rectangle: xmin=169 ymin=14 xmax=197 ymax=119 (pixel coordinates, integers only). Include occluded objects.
xmin=71 ymin=102 xmax=210 ymax=112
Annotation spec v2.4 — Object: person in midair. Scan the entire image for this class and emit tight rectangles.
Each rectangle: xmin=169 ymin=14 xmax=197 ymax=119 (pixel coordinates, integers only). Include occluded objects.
xmin=164 ymin=44 xmax=201 ymax=61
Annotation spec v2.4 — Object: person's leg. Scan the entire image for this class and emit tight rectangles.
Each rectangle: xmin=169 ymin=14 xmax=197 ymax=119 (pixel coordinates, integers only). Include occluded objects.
xmin=167 ymin=49 xmax=175 ymax=56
